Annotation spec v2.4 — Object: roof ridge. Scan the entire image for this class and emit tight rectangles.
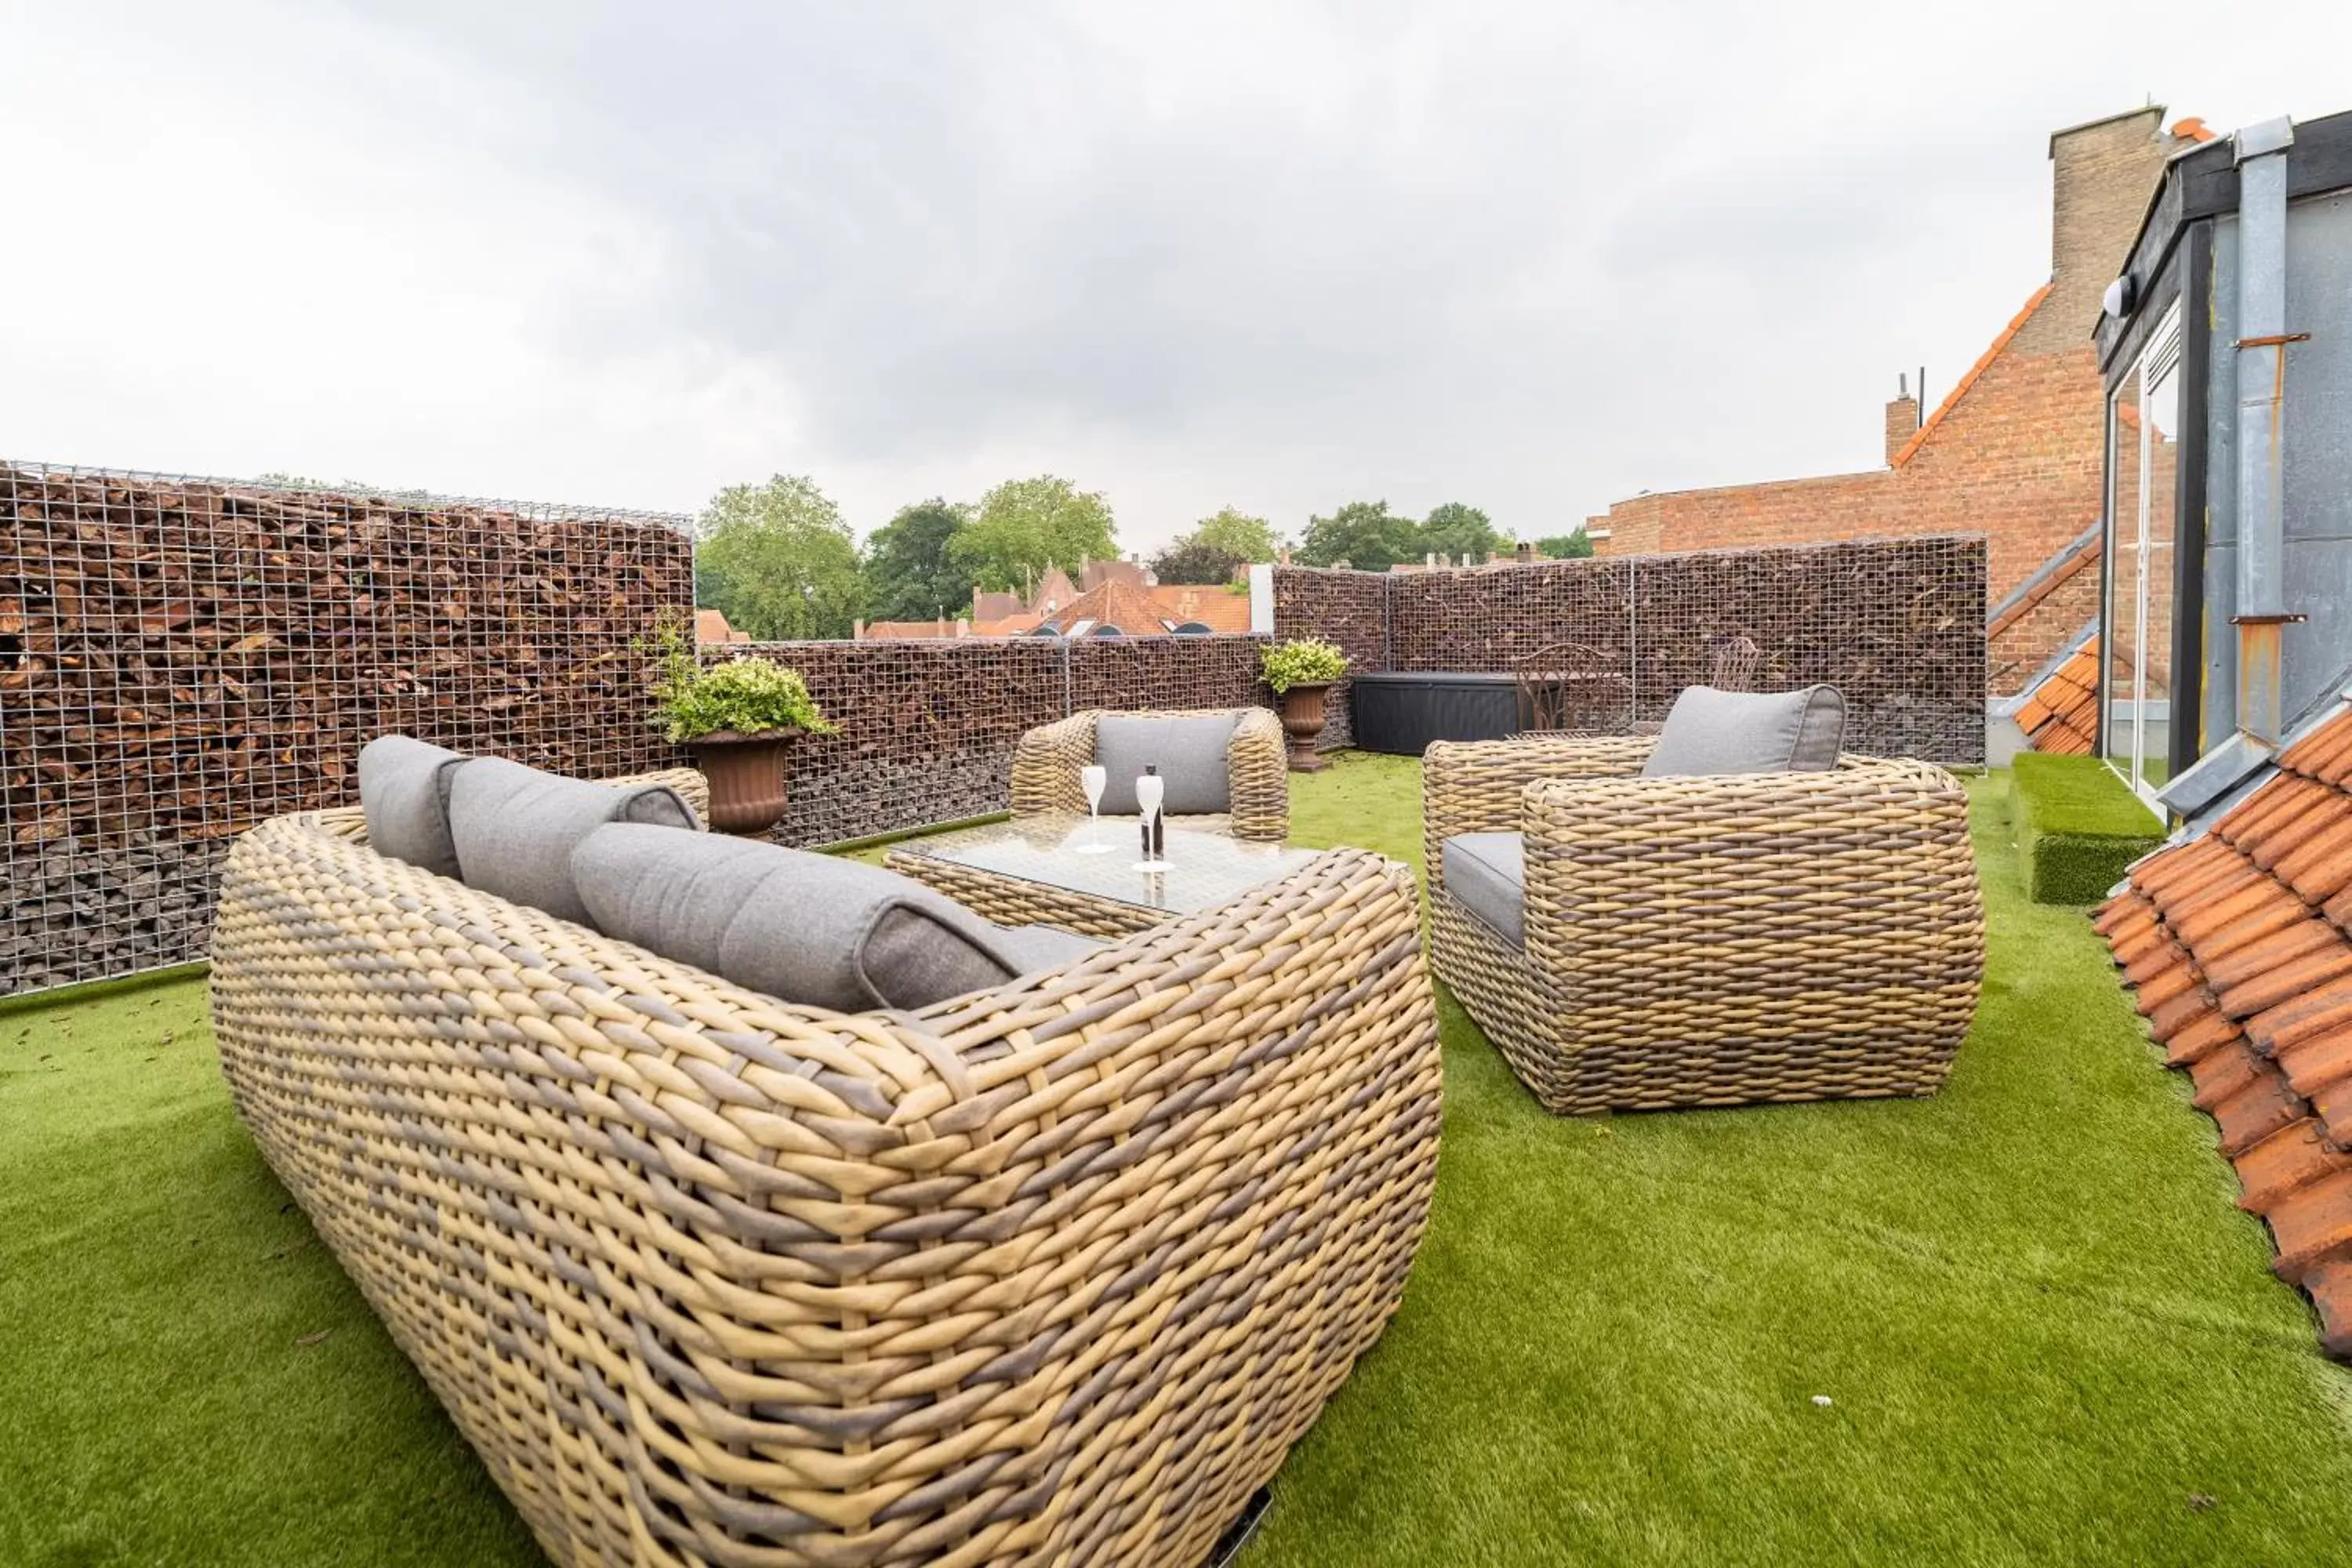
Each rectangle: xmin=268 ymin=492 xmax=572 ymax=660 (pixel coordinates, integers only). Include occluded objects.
xmin=1891 ymin=282 xmax=2057 ymax=469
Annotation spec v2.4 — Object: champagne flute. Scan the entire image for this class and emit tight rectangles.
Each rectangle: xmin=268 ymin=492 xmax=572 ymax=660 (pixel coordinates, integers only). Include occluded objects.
xmin=1077 ymin=764 xmax=1111 ymax=853
xmin=1133 ymin=771 xmax=1167 ymax=872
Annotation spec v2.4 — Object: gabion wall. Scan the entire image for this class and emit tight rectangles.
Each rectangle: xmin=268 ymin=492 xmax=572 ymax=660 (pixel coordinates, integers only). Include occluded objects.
xmin=3 ymin=459 xmax=1980 ymax=1001
xmin=1272 ymin=535 xmax=1987 ymax=764
xmin=730 ymin=633 xmax=1272 ymax=847
xmin=2 ymin=462 xmax=692 ymax=996
xmin=1269 ymin=566 xmax=1389 ymax=750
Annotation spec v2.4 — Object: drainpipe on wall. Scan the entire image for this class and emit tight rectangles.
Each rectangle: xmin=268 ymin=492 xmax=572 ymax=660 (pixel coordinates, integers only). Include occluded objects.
xmin=2230 ymin=115 xmax=2303 ymax=746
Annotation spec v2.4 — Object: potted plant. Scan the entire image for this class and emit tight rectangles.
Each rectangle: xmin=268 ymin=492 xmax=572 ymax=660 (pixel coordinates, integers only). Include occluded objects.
xmin=644 ymin=619 xmax=836 ymax=834
xmin=1261 ymin=637 xmax=1350 ymax=774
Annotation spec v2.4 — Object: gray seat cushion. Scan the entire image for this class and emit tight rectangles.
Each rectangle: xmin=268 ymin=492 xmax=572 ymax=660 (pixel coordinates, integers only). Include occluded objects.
xmin=448 ymin=758 xmax=700 ymax=928
xmin=996 ymin=924 xmax=1109 ymax=975
xmin=1639 ymin=684 xmax=1846 ymax=777
xmin=572 ymin=825 xmax=1096 ymax=1011
xmin=1095 ymin=713 xmax=1239 ymax=815
xmin=357 ymin=735 xmax=470 ymax=878
xmin=1443 ymin=831 xmax=1526 ymax=946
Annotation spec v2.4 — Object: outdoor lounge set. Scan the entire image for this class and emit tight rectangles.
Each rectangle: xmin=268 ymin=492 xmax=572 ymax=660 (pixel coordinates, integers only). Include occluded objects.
xmin=207 ymin=688 xmax=1983 ymax=1566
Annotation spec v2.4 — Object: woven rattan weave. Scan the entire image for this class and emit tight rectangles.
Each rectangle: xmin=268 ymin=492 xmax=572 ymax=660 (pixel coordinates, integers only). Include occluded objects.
xmin=886 ymin=817 xmax=1319 ymax=941
xmin=210 ymin=768 xmax=1442 ymax=1566
xmin=1423 ymin=736 xmax=1984 ymax=1115
xmin=1009 ymin=710 xmax=1288 ymax=843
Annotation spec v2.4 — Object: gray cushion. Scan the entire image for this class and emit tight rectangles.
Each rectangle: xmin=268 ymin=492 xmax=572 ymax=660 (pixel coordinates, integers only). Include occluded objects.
xmin=996 ymin=924 xmax=1108 ymax=975
xmin=1095 ymin=713 xmax=1239 ymax=815
xmin=1639 ymin=684 xmax=1846 ymax=778
xmin=572 ymin=825 xmax=1065 ymax=1011
xmin=1443 ymin=831 xmax=1526 ymax=946
xmin=357 ymin=735 xmax=468 ymax=878
xmin=448 ymin=758 xmax=700 ymax=928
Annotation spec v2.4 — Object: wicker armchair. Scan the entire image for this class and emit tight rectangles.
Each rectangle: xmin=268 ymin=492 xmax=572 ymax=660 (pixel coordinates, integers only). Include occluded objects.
xmin=1011 ymin=707 xmax=1290 ymax=841
xmin=1423 ymin=736 xmax=1984 ymax=1115
xmin=210 ymin=768 xmax=1439 ymax=1568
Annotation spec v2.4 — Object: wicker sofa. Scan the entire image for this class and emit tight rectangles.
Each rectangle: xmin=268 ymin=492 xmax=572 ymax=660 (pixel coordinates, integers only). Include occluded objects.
xmin=1424 ymin=735 xmax=1984 ymax=1115
xmin=210 ymin=768 xmax=1441 ymax=1568
xmin=1010 ymin=708 xmax=1289 ymax=842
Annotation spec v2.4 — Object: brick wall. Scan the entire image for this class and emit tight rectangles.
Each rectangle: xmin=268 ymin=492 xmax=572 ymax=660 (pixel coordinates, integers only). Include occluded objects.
xmin=1588 ymin=108 xmax=2178 ymax=691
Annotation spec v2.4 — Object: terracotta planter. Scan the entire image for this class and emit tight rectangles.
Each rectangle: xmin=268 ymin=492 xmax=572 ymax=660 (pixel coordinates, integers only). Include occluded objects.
xmin=689 ymin=728 xmax=801 ymax=835
xmin=1278 ymin=684 xmax=1333 ymax=773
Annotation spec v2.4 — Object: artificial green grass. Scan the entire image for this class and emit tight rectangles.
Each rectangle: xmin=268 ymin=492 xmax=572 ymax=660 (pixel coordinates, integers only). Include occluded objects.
xmin=6 ymin=757 xmax=2350 ymax=1566
xmin=2012 ymin=751 xmax=2165 ymax=905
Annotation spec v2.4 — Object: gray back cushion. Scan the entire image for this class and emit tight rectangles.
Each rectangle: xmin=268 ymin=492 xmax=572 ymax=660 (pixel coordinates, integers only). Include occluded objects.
xmin=1639 ymin=685 xmax=1846 ymax=778
xmin=1095 ymin=712 xmax=1239 ymax=815
xmin=357 ymin=735 xmax=469 ymax=878
xmin=572 ymin=824 xmax=1055 ymax=1011
xmin=448 ymin=758 xmax=700 ymax=928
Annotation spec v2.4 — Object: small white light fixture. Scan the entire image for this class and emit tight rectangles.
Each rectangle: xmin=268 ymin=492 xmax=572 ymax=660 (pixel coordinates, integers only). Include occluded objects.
xmin=2103 ymin=273 xmax=2137 ymax=320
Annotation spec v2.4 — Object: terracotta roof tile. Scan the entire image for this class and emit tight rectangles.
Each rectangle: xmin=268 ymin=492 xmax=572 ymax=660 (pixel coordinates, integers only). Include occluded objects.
xmin=2145 ymin=982 xmax=2224 ymax=1045
xmin=2233 ymin=1120 xmax=2351 ymax=1214
xmin=2242 ymin=974 xmax=2352 ymax=1057
xmin=2211 ymin=1069 xmax=2309 ymax=1157
xmin=2263 ymin=1167 xmax=2352 ymax=1276
xmin=2015 ymin=638 xmax=2100 ymax=754
xmin=2308 ymin=1078 xmax=2352 ymax=1149
xmin=2275 ymin=1025 xmax=2352 ymax=1099
xmin=2096 ymin=703 xmax=2352 ymax=1359
xmin=2281 ymin=720 xmax=2352 ymax=786
xmin=2133 ymin=956 xmax=2207 ymax=1020
xmin=2093 ymin=891 xmax=2152 ymax=938
xmin=2161 ymin=1007 xmax=2244 ymax=1069
xmin=2198 ymin=920 xmax=2347 ymax=1003
xmin=2304 ymin=1261 xmax=2352 ymax=1358
xmin=2188 ymin=1039 xmax=2270 ymax=1111
xmin=2167 ymin=877 xmax=2309 ymax=956
xmin=2218 ymin=946 xmax=2352 ymax=1022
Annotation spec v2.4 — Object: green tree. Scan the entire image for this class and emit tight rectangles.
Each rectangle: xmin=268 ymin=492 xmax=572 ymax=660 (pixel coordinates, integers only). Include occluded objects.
xmin=949 ymin=475 xmax=1118 ymax=593
xmin=1151 ymin=535 xmax=1247 ymax=586
xmin=1536 ymin=530 xmax=1597 ymax=560
xmin=1296 ymin=500 xmax=1417 ymax=572
xmin=862 ymin=499 xmax=975 ymax=622
xmin=1191 ymin=506 xmax=1279 ymax=564
xmin=1150 ymin=506 xmax=1278 ymax=586
xmin=1417 ymin=502 xmax=1502 ymax=564
xmin=694 ymin=474 xmax=864 ymax=641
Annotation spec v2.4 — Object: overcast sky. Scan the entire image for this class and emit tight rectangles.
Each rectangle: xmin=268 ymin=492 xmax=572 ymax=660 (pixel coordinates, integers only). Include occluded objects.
xmin=5 ymin=2 xmax=2350 ymax=553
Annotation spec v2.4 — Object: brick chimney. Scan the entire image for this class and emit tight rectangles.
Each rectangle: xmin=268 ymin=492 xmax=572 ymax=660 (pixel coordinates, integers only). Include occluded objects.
xmin=2016 ymin=106 xmax=2175 ymax=353
xmin=1885 ymin=373 xmax=1920 ymax=463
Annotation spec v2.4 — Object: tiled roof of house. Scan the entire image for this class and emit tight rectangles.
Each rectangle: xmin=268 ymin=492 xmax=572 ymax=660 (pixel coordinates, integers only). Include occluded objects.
xmin=2095 ymin=706 xmax=2352 ymax=1358
xmin=1889 ymin=282 xmax=2056 ymax=469
xmin=1149 ymin=583 xmax=1252 ymax=632
xmin=694 ymin=608 xmax=752 ymax=644
xmin=1037 ymin=579 xmax=1179 ymax=635
xmin=2013 ymin=637 xmax=2099 ymax=755
xmin=862 ymin=618 xmax=958 ymax=639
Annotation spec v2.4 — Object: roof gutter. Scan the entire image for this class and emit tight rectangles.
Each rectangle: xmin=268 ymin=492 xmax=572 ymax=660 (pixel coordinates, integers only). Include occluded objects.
xmin=2230 ymin=115 xmax=2303 ymax=746
xmin=2159 ymin=116 xmax=2302 ymax=821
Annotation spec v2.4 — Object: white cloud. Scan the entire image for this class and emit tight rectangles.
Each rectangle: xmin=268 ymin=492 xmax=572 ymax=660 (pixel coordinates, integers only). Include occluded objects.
xmin=4 ymin=0 xmax=2350 ymax=547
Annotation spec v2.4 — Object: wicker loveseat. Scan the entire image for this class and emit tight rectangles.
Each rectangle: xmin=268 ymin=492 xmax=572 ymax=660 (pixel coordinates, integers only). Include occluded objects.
xmin=210 ymin=769 xmax=1441 ymax=1567
xmin=1010 ymin=709 xmax=1289 ymax=842
xmin=1423 ymin=735 xmax=1984 ymax=1115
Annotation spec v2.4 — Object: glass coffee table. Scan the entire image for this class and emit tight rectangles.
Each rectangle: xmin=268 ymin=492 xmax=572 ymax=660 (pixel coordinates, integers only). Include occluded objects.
xmin=885 ymin=815 xmax=1320 ymax=938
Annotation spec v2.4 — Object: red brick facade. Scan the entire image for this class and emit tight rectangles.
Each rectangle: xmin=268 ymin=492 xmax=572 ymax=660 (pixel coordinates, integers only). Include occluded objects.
xmin=1592 ymin=108 xmax=2188 ymax=693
